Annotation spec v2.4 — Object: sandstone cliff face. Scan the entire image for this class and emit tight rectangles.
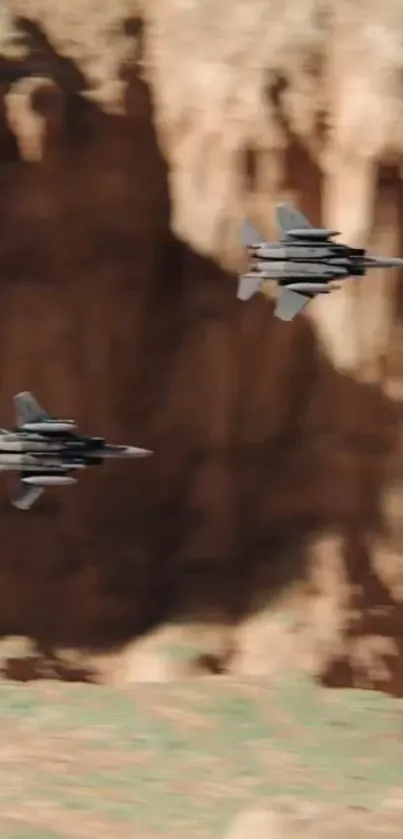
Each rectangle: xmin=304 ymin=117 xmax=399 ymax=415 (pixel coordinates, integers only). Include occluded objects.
xmin=0 ymin=0 xmax=402 ymax=693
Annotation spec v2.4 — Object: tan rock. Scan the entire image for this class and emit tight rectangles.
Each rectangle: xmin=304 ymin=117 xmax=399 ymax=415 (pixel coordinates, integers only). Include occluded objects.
xmin=223 ymin=809 xmax=287 ymax=839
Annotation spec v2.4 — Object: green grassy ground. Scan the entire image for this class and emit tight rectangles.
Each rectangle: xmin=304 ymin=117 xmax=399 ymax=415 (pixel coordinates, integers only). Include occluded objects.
xmin=0 ymin=674 xmax=402 ymax=838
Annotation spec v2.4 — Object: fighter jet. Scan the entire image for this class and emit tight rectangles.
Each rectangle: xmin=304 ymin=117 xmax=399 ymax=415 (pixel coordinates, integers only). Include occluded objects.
xmin=0 ymin=391 xmax=152 ymax=510
xmin=237 ymin=203 xmax=403 ymax=321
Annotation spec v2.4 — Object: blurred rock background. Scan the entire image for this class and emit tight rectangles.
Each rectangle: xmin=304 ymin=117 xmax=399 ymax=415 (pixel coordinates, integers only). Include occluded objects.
xmin=0 ymin=0 xmax=403 ymax=693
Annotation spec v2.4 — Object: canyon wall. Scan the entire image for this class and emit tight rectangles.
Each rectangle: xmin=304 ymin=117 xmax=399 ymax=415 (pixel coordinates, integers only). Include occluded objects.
xmin=0 ymin=0 xmax=403 ymax=692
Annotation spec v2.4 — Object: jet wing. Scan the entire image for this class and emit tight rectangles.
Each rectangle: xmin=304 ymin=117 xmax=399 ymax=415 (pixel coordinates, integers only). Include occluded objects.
xmin=274 ymin=287 xmax=311 ymax=321
xmin=276 ymin=203 xmax=312 ymax=236
xmin=14 ymin=391 xmax=50 ymax=426
xmin=12 ymin=482 xmax=44 ymax=510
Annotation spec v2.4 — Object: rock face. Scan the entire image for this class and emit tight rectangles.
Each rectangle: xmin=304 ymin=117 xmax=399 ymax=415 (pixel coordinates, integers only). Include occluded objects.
xmin=0 ymin=0 xmax=403 ymax=693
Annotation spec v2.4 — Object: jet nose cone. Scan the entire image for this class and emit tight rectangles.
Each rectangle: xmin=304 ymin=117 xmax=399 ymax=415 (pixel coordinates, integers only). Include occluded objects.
xmin=366 ymin=254 xmax=403 ymax=268
xmin=385 ymin=257 xmax=403 ymax=267
xmin=124 ymin=446 xmax=153 ymax=457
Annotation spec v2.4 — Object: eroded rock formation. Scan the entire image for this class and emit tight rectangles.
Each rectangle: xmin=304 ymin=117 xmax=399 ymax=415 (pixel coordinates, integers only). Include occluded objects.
xmin=0 ymin=0 xmax=402 ymax=693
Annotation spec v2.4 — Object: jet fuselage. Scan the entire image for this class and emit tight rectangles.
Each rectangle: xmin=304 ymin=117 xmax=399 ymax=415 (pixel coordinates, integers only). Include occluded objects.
xmin=0 ymin=428 xmax=150 ymax=475
xmin=247 ymin=237 xmax=403 ymax=285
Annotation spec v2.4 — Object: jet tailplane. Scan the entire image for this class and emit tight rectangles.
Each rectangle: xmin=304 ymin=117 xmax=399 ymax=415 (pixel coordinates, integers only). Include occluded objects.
xmin=12 ymin=483 xmax=44 ymax=511
xmin=237 ymin=274 xmax=262 ymax=301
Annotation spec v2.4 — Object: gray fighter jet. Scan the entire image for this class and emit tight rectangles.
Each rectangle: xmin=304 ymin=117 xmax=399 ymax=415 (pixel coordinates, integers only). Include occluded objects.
xmin=237 ymin=203 xmax=403 ymax=321
xmin=0 ymin=391 xmax=152 ymax=510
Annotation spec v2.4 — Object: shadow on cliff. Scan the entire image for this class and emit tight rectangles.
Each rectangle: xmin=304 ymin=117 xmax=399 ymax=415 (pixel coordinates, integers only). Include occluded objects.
xmin=0 ymin=16 xmax=401 ymax=689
